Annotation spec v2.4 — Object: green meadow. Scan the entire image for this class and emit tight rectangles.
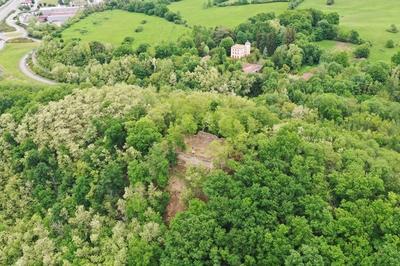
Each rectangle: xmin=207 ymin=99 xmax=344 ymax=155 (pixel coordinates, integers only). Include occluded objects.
xmin=62 ymin=10 xmax=189 ymax=47
xmin=170 ymin=0 xmax=400 ymax=61
xmin=0 ymin=42 xmax=40 ymax=84
xmin=301 ymin=0 xmax=400 ymax=62
xmin=170 ymin=0 xmax=288 ymax=28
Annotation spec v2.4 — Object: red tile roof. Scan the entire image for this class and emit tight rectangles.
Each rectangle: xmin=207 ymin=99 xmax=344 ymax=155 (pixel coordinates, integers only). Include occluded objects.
xmin=242 ymin=63 xmax=263 ymax=73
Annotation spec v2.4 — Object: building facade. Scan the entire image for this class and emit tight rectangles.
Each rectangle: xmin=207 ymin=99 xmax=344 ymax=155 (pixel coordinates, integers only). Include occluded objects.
xmin=231 ymin=41 xmax=251 ymax=59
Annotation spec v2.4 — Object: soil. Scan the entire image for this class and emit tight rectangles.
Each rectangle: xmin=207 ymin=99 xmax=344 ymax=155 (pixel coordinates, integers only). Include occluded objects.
xmin=165 ymin=176 xmax=187 ymax=223
xmin=335 ymin=41 xmax=352 ymax=51
xmin=302 ymin=72 xmax=314 ymax=81
xmin=164 ymin=131 xmax=222 ymax=223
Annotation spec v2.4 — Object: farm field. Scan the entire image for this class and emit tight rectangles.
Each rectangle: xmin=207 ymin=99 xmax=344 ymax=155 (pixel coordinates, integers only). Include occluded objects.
xmin=0 ymin=42 xmax=40 ymax=84
xmin=169 ymin=0 xmax=288 ymax=28
xmin=61 ymin=10 xmax=189 ymax=47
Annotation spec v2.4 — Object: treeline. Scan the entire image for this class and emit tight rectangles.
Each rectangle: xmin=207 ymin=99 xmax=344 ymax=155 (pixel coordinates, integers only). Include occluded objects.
xmin=208 ymin=0 xmax=304 ymax=10
xmin=34 ymin=9 xmax=358 ymax=88
xmin=107 ymin=0 xmax=185 ymax=24
xmin=211 ymin=0 xmax=289 ymax=8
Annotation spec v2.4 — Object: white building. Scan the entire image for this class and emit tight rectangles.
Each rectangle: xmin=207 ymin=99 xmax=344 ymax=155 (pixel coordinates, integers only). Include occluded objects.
xmin=231 ymin=41 xmax=251 ymax=59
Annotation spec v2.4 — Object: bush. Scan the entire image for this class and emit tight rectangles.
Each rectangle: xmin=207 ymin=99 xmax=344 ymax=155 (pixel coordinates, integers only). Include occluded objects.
xmin=348 ymin=30 xmax=361 ymax=44
xmin=392 ymin=51 xmax=400 ymax=65
xmin=336 ymin=29 xmax=361 ymax=44
xmin=326 ymin=0 xmax=334 ymax=5
xmin=141 ymin=20 xmax=147 ymax=24
xmin=288 ymin=0 xmax=304 ymax=10
xmin=321 ymin=51 xmax=350 ymax=67
xmin=386 ymin=39 xmax=395 ymax=48
xmin=387 ymin=24 xmax=399 ymax=33
xmin=135 ymin=26 xmax=144 ymax=33
xmin=353 ymin=44 xmax=370 ymax=59
xmin=122 ymin=36 xmax=134 ymax=45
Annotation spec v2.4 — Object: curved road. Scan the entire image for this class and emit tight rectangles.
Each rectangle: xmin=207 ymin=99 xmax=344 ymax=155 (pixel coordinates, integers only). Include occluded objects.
xmin=0 ymin=0 xmax=58 ymax=84
xmin=0 ymin=0 xmax=22 ymax=21
xmin=19 ymin=53 xmax=56 ymax=84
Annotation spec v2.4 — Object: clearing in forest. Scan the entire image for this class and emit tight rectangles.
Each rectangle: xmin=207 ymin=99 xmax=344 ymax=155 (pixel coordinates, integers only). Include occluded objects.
xmin=165 ymin=131 xmax=223 ymax=223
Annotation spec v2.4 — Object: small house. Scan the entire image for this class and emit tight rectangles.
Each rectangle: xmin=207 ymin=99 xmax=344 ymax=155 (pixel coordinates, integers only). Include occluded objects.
xmin=231 ymin=41 xmax=251 ymax=59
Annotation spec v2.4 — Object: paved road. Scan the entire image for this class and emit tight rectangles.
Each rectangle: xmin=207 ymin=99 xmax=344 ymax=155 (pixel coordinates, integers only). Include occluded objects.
xmin=0 ymin=2 xmax=58 ymax=85
xmin=19 ymin=53 xmax=57 ymax=85
xmin=0 ymin=0 xmax=22 ymax=21
xmin=5 ymin=10 xmax=27 ymax=38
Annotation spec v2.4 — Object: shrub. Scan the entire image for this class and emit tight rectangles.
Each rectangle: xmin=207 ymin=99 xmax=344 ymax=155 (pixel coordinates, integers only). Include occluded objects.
xmin=336 ymin=29 xmax=361 ymax=44
xmin=122 ymin=36 xmax=134 ymax=45
xmin=392 ymin=51 xmax=400 ymax=65
xmin=135 ymin=26 xmax=144 ymax=33
xmin=288 ymin=0 xmax=304 ymax=10
xmin=386 ymin=39 xmax=395 ymax=48
xmin=326 ymin=0 xmax=334 ymax=5
xmin=141 ymin=20 xmax=147 ymax=24
xmin=348 ymin=30 xmax=361 ymax=44
xmin=387 ymin=24 xmax=399 ymax=33
xmin=321 ymin=51 xmax=350 ymax=67
xmin=354 ymin=44 xmax=370 ymax=58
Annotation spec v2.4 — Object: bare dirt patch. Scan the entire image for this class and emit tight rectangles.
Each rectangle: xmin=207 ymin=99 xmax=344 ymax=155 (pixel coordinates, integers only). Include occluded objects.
xmin=302 ymin=72 xmax=314 ymax=81
xmin=164 ymin=131 xmax=223 ymax=223
xmin=165 ymin=176 xmax=187 ymax=223
xmin=178 ymin=131 xmax=222 ymax=169
xmin=335 ymin=41 xmax=352 ymax=51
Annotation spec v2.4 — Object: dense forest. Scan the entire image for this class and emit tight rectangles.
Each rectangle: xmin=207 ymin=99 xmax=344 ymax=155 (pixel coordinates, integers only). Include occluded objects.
xmin=1 ymin=5 xmax=400 ymax=265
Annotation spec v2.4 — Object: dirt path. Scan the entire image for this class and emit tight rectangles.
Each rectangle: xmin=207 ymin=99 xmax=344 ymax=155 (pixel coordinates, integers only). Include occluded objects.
xmin=165 ymin=177 xmax=187 ymax=222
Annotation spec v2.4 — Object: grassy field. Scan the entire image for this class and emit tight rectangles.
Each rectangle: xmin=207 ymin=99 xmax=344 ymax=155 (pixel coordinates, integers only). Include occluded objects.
xmin=170 ymin=0 xmax=400 ymax=61
xmin=0 ymin=42 xmax=40 ymax=84
xmin=62 ymin=10 xmax=189 ymax=47
xmin=0 ymin=21 xmax=15 ymax=32
xmin=170 ymin=0 xmax=288 ymax=28
xmin=300 ymin=0 xmax=400 ymax=61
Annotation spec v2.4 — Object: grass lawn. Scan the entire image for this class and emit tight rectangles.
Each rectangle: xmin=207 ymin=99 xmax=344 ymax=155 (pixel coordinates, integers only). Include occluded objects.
xmin=61 ymin=10 xmax=189 ymax=47
xmin=4 ymin=31 xmax=24 ymax=39
xmin=301 ymin=0 xmax=400 ymax=62
xmin=0 ymin=21 xmax=15 ymax=32
xmin=0 ymin=42 xmax=41 ymax=84
xmin=316 ymin=40 xmax=354 ymax=52
xmin=170 ymin=0 xmax=288 ymax=28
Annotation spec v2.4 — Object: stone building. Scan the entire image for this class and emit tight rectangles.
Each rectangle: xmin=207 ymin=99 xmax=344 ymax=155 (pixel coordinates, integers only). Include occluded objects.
xmin=230 ymin=41 xmax=251 ymax=59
